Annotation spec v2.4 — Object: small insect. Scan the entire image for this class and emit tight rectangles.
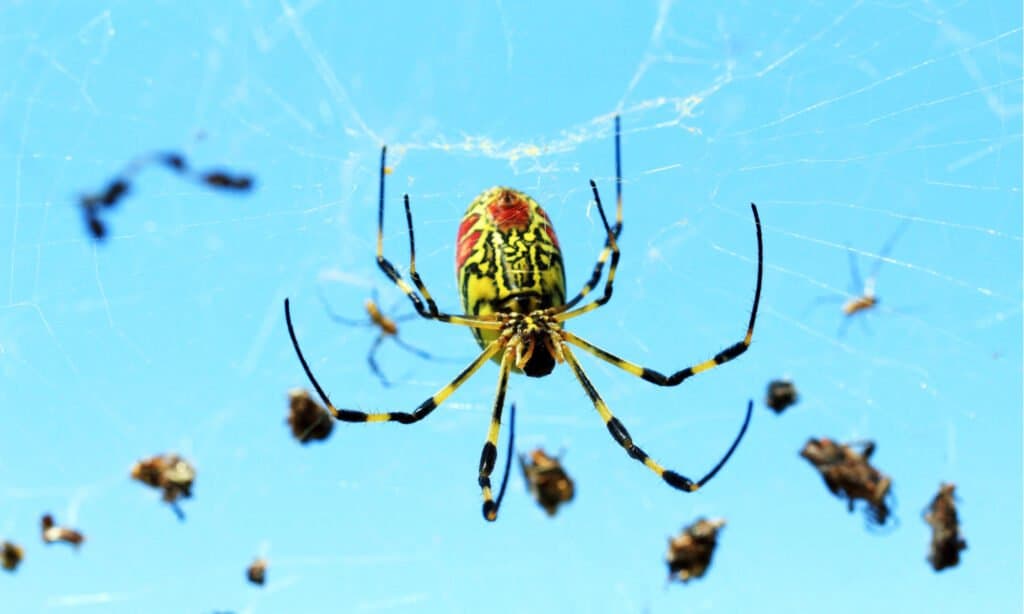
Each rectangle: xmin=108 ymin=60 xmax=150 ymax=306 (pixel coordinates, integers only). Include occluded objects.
xmin=519 ymin=448 xmax=575 ymax=516
xmin=285 ymin=116 xmax=763 ymax=521
xmin=287 ymin=388 xmax=335 ymax=444
xmin=666 ymin=517 xmax=726 ymax=584
xmin=924 ymin=483 xmax=967 ymax=571
xmin=79 ymin=151 xmax=253 ymax=240
xmin=246 ymin=557 xmax=268 ymax=586
xmin=1 ymin=541 xmax=24 ymax=572
xmin=800 ymin=438 xmax=893 ymax=526
xmin=319 ymin=289 xmax=438 ymax=387
xmin=765 ymin=379 xmax=799 ymax=414
xmin=131 ymin=453 xmax=197 ymax=520
xmin=40 ymin=514 xmax=85 ymax=547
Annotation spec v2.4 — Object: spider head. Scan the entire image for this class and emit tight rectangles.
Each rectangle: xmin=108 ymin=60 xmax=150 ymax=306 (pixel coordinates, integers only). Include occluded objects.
xmin=503 ymin=311 xmax=563 ymax=378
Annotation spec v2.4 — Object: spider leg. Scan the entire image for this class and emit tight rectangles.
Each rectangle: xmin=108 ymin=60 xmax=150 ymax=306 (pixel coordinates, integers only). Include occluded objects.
xmin=554 ymin=179 xmax=621 ymax=320
xmin=491 ymin=402 xmax=517 ymax=522
xmin=373 ymin=147 xmax=500 ymax=329
xmin=560 ymin=115 xmax=624 ymax=312
xmin=317 ymin=289 xmax=373 ymax=327
xmin=479 ymin=348 xmax=513 ymax=521
xmin=559 ymin=204 xmax=762 ymax=387
xmin=365 ymin=333 xmax=394 ymax=388
xmin=561 ymin=343 xmax=752 ymax=491
xmin=285 ymin=298 xmax=499 ymax=422
xmin=391 ymin=334 xmax=438 ymax=361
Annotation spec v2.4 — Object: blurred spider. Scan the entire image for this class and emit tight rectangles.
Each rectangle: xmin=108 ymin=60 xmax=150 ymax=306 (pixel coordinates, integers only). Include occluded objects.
xmin=924 ymin=482 xmax=967 ymax=571
xmin=520 ymin=448 xmax=575 ymax=516
xmin=318 ymin=289 xmax=438 ymax=387
xmin=79 ymin=151 xmax=253 ymax=240
xmin=666 ymin=517 xmax=726 ymax=584
xmin=285 ymin=116 xmax=763 ymax=521
xmin=817 ymin=221 xmax=909 ymax=336
xmin=800 ymin=438 xmax=893 ymax=526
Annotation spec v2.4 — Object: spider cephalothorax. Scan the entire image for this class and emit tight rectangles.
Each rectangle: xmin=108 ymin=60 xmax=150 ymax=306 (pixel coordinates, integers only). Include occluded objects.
xmin=285 ymin=116 xmax=764 ymax=521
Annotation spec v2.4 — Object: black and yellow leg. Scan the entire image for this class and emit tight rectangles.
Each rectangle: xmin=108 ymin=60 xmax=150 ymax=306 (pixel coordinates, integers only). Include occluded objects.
xmin=479 ymin=349 xmax=513 ymax=521
xmin=555 ymin=180 xmax=623 ymax=321
xmin=561 ymin=114 xmax=625 ymax=311
xmin=560 ymin=203 xmax=763 ymax=387
xmin=562 ymin=344 xmax=752 ymax=491
xmin=285 ymin=297 xmax=500 ymax=422
xmin=373 ymin=146 xmax=502 ymax=329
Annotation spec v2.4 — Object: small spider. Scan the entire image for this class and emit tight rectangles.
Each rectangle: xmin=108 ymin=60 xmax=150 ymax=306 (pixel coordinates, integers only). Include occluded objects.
xmin=764 ymin=379 xmax=799 ymax=414
xmin=287 ymin=388 xmax=335 ymax=444
xmin=811 ymin=221 xmax=909 ymax=336
xmin=319 ymin=289 xmax=439 ymax=387
xmin=924 ymin=483 xmax=967 ymax=571
xmin=800 ymin=438 xmax=893 ymax=526
xmin=519 ymin=448 xmax=575 ymax=516
xmin=40 ymin=514 xmax=85 ymax=548
xmin=79 ymin=151 xmax=253 ymax=240
xmin=246 ymin=557 xmax=268 ymax=586
xmin=131 ymin=453 xmax=196 ymax=520
xmin=285 ymin=116 xmax=763 ymax=521
xmin=1 ymin=541 xmax=24 ymax=572
xmin=666 ymin=517 xmax=726 ymax=584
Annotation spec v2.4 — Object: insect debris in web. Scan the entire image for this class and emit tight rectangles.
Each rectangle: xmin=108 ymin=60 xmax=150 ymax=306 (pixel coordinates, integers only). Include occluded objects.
xmin=287 ymin=388 xmax=334 ymax=444
xmin=765 ymin=379 xmax=799 ymax=414
xmin=924 ymin=482 xmax=967 ymax=571
xmin=41 ymin=514 xmax=85 ymax=548
xmin=78 ymin=150 xmax=254 ymax=240
xmin=131 ymin=453 xmax=197 ymax=520
xmin=666 ymin=517 xmax=726 ymax=584
xmin=1 ymin=541 xmax=24 ymax=572
xmin=800 ymin=438 xmax=893 ymax=527
xmin=247 ymin=557 xmax=268 ymax=586
xmin=519 ymin=448 xmax=575 ymax=516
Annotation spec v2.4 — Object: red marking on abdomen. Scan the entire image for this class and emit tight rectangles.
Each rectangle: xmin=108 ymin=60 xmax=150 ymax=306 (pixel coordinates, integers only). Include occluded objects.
xmin=456 ymin=213 xmax=482 ymax=270
xmin=487 ymin=189 xmax=531 ymax=232
xmin=537 ymin=206 xmax=560 ymax=248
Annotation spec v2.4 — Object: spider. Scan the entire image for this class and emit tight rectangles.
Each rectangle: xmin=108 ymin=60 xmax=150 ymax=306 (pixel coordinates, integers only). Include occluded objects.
xmin=318 ymin=288 xmax=438 ymax=387
xmin=284 ymin=116 xmax=764 ymax=521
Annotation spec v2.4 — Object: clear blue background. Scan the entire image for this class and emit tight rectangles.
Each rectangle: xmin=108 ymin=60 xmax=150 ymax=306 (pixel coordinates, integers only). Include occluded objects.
xmin=2 ymin=2 xmax=1020 ymax=612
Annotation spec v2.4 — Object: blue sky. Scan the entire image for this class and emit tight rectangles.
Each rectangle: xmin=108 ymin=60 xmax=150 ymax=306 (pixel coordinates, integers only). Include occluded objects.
xmin=1 ymin=2 xmax=1021 ymax=612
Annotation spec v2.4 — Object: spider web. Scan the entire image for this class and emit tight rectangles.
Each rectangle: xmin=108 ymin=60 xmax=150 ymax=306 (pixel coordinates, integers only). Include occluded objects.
xmin=1 ymin=2 xmax=1020 ymax=612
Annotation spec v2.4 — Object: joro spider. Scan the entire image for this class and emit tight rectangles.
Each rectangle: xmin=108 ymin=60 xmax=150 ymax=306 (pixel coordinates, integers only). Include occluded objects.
xmin=284 ymin=116 xmax=764 ymax=521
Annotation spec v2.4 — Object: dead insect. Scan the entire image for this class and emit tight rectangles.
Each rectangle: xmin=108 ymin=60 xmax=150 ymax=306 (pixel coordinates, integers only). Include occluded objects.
xmin=287 ymin=388 xmax=334 ymax=444
xmin=1 ymin=541 xmax=24 ymax=572
xmin=247 ymin=557 xmax=268 ymax=586
xmin=40 ymin=514 xmax=85 ymax=547
xmin=666 ymin=518 xmax=726 ymax=583
xmin=131 ymin=453 xmax=196 ymax=520
xmin=319 ymin=289 xmax=438 ymax=388
xmin=79 ymin=151 xmax=253 ymax=240
xmin=924 ymin=483 xmax=967 ymax=571
xmin=519 ymin=448 xmax=575 ymax=516
xmin=800 ymin=438 xmax=893 ymax=526
xmin=765 ymin=379 xmax=799 ymax=414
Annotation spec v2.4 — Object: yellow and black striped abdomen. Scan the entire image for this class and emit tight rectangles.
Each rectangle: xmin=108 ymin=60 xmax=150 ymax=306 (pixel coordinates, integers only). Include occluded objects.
xmin=456 ymin=187 xmax=565 ymax=349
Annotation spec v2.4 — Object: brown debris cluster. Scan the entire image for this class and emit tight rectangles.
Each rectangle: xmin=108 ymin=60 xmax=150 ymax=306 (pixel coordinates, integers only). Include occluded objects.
xmin=765 ymin=379 xmax=799 ymax=414
xmin=519 ymin=448 xmax=574 ymax=516
xmin=666 ymin=518 xmax=726 ymax=583
xmin=247 ymin=557 xmax=268 ymax=586
xmin=800 ymin=438 xmax=893 ymax=526
xmin=41 ymin=514 xmax=85 ymax=547
xmin=2 ymin=541 xmax=24 ymax=572
xmin=925 ymin=483 xmax=967 ymax=571
xmin=131 ymin=453 xmax=196 ymax=520
xmin=288 ymin=389 xmax=334 ymax=444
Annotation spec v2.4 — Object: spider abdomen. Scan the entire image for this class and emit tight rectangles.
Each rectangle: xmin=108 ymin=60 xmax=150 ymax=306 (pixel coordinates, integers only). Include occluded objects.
xmin=456 ymin=187 xmax=566 ymax=352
